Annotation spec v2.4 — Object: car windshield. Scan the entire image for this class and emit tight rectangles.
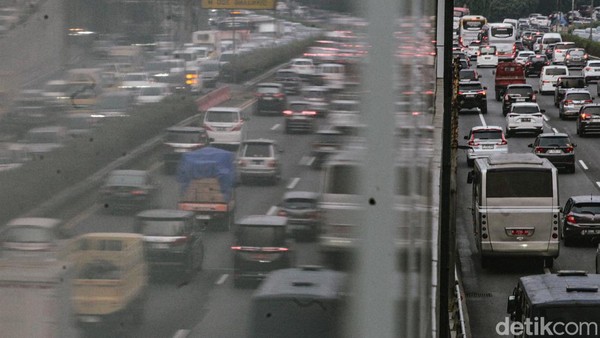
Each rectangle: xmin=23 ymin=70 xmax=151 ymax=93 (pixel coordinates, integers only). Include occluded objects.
xmin=506 ymin=87 xmax=533 ymax=96
xmin=560 ymin=79 xmax=585 ymax=88
xmin=205 ymin=111 xmax=239 ymax=122
xmin=166 ymin=131 xmax=204 ymax=143
xmin=200 ymin=62 xmax=219 ymax=72
xmin=238 ymin=225 xmax=286 ymax=247
xmin=471 ymin=130 xmax=502 ymax=140
xmin=512 ymin=106 xmax=539 ymax=114
xmin=282 ymin=198 xmax=317 ymax=209
xmin=529 ymin=56 xmax=547 ymax=62
xmin=538 ymin=137 xmax=570 ymax=147
xmin=582 ymin=106 xmax=600 ymax=115
xmin=242 ymin=143 xmax=271 ymax=157
xmin=572 ymin=203 xmax=600 ymax=214
xmin=588 ymin=62 xmax=600 ymax=68
xmin=140 ymin=220 xmax=186 ymax=236
xmin=257 ymin=86 xmax=281 ymax=94
xmin=518 ymin=52 xmax=534 ymax=58
xmin=2 ymin=226 xmax=54 ymax=243
xmin=459 ymin=70 xmax=476 ymax=79
xmin=106 ymin=173 xmax=145 ymax=187
xmin=78 ymin=260 xmax=121 ymax=280
xmin=565 ymin=93 xmax=591 ymax=100
xmin=568 ymin=50 xmax=585 ymax=57
xmin=459 ymin=84 xmax=483 ymax=91
xmin=479 ymin=46 xmax=496 ymax=54
xmin=545 ymin=68 xmax=567 ymax=75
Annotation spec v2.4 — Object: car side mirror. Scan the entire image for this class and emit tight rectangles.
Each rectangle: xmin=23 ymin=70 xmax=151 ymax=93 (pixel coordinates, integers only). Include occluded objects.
xmin=572 ymin=143 xmax=577 ymax=147
xmin=492 ymin=70 xmax=496 ymax=75
xmin=467 ymin=171 xmax=474 ymax=184
xmin=534 ymin=90 xmax=538 ymax=94
xmin=559 ymin=206 xmax=564 ymax=213
xmin=540 ymin=109 xmax=546 ymax=113
xmin=483 ymin=86 xmax=488 ymax=90
xmin=528 ymin=144 xmax=533 ymax=148
xmin=464 ymin=135 xmax=469 ymax=140
xmin=478 ymin=74 xmax=482 ymax=78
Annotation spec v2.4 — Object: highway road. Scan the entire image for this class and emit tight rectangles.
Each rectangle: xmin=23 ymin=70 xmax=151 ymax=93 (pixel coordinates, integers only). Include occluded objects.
xmin=459 ymin=64 xmax=599 ymax=337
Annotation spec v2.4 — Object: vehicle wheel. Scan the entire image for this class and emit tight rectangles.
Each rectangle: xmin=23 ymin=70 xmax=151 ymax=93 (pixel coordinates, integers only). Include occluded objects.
xmin=480 ymin=106 xmax=487 ymax=114
xmin=544 ymin=257 xmax=554 ymax=269
xmin=559 ymin=111 xmax=564 ymax=120
xmin=505 ymin=128 xmax=512 ymax=138
xmin=481 ymin=255 xmax=490 ymax=269
xmin=467 ymin=158 xmax=474 ymax=167
xmin=495 ymin=92 xmax=501 ymax=102
xmin=569 ymin=164 xmax=576 ymax=174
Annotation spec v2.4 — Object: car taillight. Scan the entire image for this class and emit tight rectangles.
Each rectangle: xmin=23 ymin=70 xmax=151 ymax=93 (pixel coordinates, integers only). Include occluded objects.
xmin=131 ymin=190 xmax=147 ymax=195
xmin=546 ymin=61 xmax=550 ymax=65
xmin=277 ymin=210 xmax=287 ymax=217
xmin=564 ymin=100 xmax=573 ymax=105
xmin=238 ymin=159 xmax=247 ymax=166
xmin=477 ymin=90 xmax=486 ymax=96
xmin=585 ymin=54 xmax=589 ymax=59
xmin=173 ymin=236 xmax=189 ymax=246
xmin=255 ymin=93 xmax=263 ymax=97
xmin=531 ymin=94 xmax=537 ymax=101
xmin=303 ymin=110 xmax=317 ymax=116
xmin=508 ymin=113 xmax=517 ymax=118
xmin=476 ymin=51 xmax=480 ymax=56
xmin=203 ymin=123 xmax=214 ymax=131
xmin=458 ymin=91 xmax=464 ymax=95
xmin=566 ymin=214 xmax=576 ymax=223
xmin=511 ymin=229 xmax=530 ymax=236
xmin=283 ymin=110 xmax=293 ymax=116
xmin=273 ymin=93 xmax=285 ymax=98
xmin=467 ymin=140 xmax=479 ymax=146
xmin=534 ymin=146 xmax=546 ymax=153
xmin=526 ymin=62 xmax=531 ymax=66
xmin=266 ymin=160 xmax=277 ymax=167
xmin=231 ymin=122 xmax=243 ymax=131
xmin=566 ymin=55 xmax=571 ymax=59
xmin=262 ymin=247 xmax=289 ymax=252
xmin=504 ymin=94 xmax=510 ymax=101
xmin=585 ymin=100 xmax=593 ymax=104
xmin=565 ymin=146 xmax=574 ymax=153
xmin=581 ymin=113 xmax=592 ymax=120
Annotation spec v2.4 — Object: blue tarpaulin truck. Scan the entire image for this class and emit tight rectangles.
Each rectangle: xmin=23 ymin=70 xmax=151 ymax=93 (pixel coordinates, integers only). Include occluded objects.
xmin=176 ymin=147 xmax=236 ymax=231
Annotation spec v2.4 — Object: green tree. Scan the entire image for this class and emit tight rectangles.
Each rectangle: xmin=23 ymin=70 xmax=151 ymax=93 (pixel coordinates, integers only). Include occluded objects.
xmin=461 ymin=0 xmax=539 ymax=21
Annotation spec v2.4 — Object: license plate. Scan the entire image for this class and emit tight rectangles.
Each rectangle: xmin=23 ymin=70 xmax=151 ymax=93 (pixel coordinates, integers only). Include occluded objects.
xmin=482 ymin=145 xmax=494 ymax=149
xmin=251 ymin=253 xmax=271 ymax=261
xmin=516 ymin=98 xmax=526 ymax=102
xmin=196 ymin=215 xmax=211 ymax=220
xmin=79 ymin=316 xmax=101 ymax=323
xmin=152 ymin=243 xmax=169 ymax=249
xmin=252 ymin=160 xmax=262 ymax=164
xmin=217 ymin=127 xmax=227 ymax=131
xmin=520 ymin=118 xmax=531 ymax=122
xmin=264 ymin=97 xmax=273 ymax=100
xmin=547 ymin=149 xmax=562 ymax=154
xmin=465 ymin=94 xmax=475 ymax=98
xmin=583 ymin=229 xmax=600 ymax=235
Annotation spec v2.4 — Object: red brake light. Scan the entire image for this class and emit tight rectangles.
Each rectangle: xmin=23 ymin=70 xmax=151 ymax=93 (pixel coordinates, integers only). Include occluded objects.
xmin=497 ymin=139 xmax=507 ymax=145
xmin=231 ymin=122 xmax=243 ymax=131
xmin=565 ymin=146 xmax=574 ymax=153
xmin=283 ymin=110 xmax=293 ymax=116
xmin=585 ymin=67 xmax=591 ymax=71
xmin=585 ymin=100 xmax=593 ymax=104
xmin=477 ymin=90 xmax=486 ymax=96
xmin=173 ymin=236 xmax=189 ymax=246
xmin=511 ymin=229 xmax=530 ymax=236
xmin=504 ymin=94 xmax=510 ymax=101
xmin=458 ymin=91 xmax=464 ymax=95
xmin=303 ymin=110 xmax=317 ymax=116
xmin=131 ymin=190 xmax=147 ymax=195
xmin=534 ymin=146 xmax=545 ymax=153
xmin=266 ymin=160 xmax=277 ymax=167
xmin=262 ymin=247 xmax=289 ymax=252
xmin=273 ymin=93 xmax=285 ymax=98
xmin=566 ymin=55 xmax=571 ymax=59
xmin=564 ymin=100 xmax=573 ymax=105
xmin=581 ymin=113 xmax=592 ymax=120
xmin=255 ymin=93 xmax=263 ymax=97
xmin=467 ymin=139 xmax=479 ymax=146
xmin=566 ymin=214 xmax=576 ymax=223
xmin=203 ymin=123 xmax=214 ymax=131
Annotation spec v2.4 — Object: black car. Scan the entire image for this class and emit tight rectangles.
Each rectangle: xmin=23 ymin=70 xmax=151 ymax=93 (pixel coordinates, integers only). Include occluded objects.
xmin=564 ymin=48 xmax=588 ymax=69
xmin=459 ymin=69 xmax=481 ymax=81
xmin=457 ymin=81 xmax=487 ymax=114
xmin=231 ymin=215 xmax=294 ymax=287
xmin=561 ymin=196 xmax=600 ymax=246
xmin=501 ymin=84 xmax=537 ymax=115
xmin=311 ymin=128 xmax=344 ymax=169
xmin=277 ymin=191 xmax=322 ymax=241
xmin=543 ymin=43 xmax=556 ymax=60
xmin=100 ymin=170 xmax=158 ymax=212
xmin=528 ymin=132 xmax=576 ymax=173
xmin=524 ymin=55 xmax=549 ymax=77
xmin=554 ymin=75 xmax=586 ymax=107
xmin=576 ymin=103 xmax=600 ymax=136
xmin=255 ymin=82 xmax=287 ymax=115
xmin=274 ymin=69 xmax=302 ymax=95
xmin=135 ymin=209 xmax=204 ymax=279
xmin=283 ymin=101 xmax=317 ymax=133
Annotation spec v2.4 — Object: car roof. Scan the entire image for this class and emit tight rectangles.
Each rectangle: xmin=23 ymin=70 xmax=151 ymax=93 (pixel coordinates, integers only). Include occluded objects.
xmin=206 ymin=106 xmax=242 ymax=113
xmin=109 ymin=169 xmax=147 ymax=176
xmin=237 ymin=215 xmax=288 ymax=226
xmin=520 ymin=273 xmax=600 ymax=306
xmin=569 ymin=195 xmax=600 ymax=203
xmin=537 ymin=132 xmax=569 ymax=138
xmin=511 ymin=102 xmax=539 ymax=107
xmin=470 ymin=125 xmax=503 ymax=132
xmin=27 ymin=126 xmax=66 ymax=133
xmin=257 ymin=82 xmax=283 ymax=88
xmin=506 ymin=84 xmax=533 ymax=88
xmin=136 ymin=209 xmax=194 ymax=219
xmin=564 ymin=88 xmax=590 ymax=94
xmin=5 ymin=217 xmax=62 ymax=229
xmin=242 ymin=138 xmax=275 ymax=145
xmin=253 ymin=266 xmax=346 ymax=299
xmin=166 ymin=126 xmax=206 ymax=133
xmin=283 ymin=191 xmax=319 ymax=200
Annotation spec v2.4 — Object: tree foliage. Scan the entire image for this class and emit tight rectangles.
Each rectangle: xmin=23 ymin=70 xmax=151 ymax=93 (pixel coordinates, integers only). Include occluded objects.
xmin=460 ymin=0 xmax=540 ymax=22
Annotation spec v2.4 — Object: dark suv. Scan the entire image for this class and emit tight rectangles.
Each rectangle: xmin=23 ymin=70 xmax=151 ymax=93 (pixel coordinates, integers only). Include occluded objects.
xmin=577 ymin=103 xmax=600 ymax=136
xmin=255 ymin=82 xmax=287 ymax=115
xmin=554 ymin=75 xmax=586 ymax=107
xmin=231 ymin=215 xmax=294 ymax=287
xmin=524 ymin=54 xmax=549 ymax=77
xmin=458 ymin=81 xmax=487 ymax=114
xmin=135 ymin=209 xmax=205 ymax=279
xmin=528 ymin=132 xmax=576 ymax=173
xmin=502 ymin=84 xmax=537 ymax=115
xmin=564 ymin=48 xmax=588 ymax=69
xmin=562 ymin=196 xmax=600 ymax=246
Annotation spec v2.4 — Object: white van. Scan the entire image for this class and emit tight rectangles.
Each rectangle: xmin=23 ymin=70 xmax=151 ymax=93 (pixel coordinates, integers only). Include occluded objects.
xmin=476 ymin=45 xmax=498 ymax=68
xmin=203 ymin=107 xmax=245 ymax=147
xmin=539 ymin=65 xmax=569 ymax=94
xmin=315 ymin=63 xmax=345 ymax=91
xmin=540 ymin=33 xmax=562 ymax=53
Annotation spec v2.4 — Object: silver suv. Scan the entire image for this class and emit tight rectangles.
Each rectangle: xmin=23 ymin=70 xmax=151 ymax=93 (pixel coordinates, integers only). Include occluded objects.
xmin=237 ymin=139 xmax=282 ymax=185
xmin=559 ymin=89 xmax=593 ymax=119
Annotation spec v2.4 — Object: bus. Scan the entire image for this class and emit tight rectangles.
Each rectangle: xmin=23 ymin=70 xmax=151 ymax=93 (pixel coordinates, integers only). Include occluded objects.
xmin=466 ymin=153 xmax=560 ymax=269
xmin=480 ymin=22 xmax=517 ymax=60
xmin=507 ymin=271 xmax=600 ymax=337
xmin=459 ymin=15 xmax=487 ymax=47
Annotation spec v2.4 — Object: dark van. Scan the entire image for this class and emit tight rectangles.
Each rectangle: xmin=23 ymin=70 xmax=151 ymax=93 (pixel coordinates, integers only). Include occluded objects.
xmin=248 ymin=266 xmax=347 ymax=338
xmin=494 ymin=62 xmax=526 ymax=101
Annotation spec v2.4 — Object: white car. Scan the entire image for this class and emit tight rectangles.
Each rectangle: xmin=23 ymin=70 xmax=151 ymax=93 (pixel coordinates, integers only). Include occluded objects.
xmin=464 ymin=126 xmax=508 ymax=166
xmin=466 ymin=41 xmax=481 ymax=60
xmin=505 ymin=102 xmax=545 ymax=137
xmin=552 ymin=42 xmax=576 ymax=64
xmin=476 ymin=45 xmax=498 ymax=68
xmin=119 ymin=72 xmax=152 ymax=91
xmin=514 ymin=51 xmax=535 ymax=65
xmin=289 ymin=58 xmax=315 ymax=76
xmin=539 ymin=65 xmax=569 ymax=94
xmin=135 ymin=83 xmax=170 ymax=104
xmin=203 ymin=107 xmax=245 ymax=147
xmin=583 ymin=60 xmax=600 ymax=84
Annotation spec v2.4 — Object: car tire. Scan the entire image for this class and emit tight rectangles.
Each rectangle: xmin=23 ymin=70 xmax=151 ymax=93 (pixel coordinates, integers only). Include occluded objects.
xmin=544 ymin=257 xmax=554 ymax=269
xmin=481 ymin=255 xmax=490 ymax=269
xmin=559 ymin=111 xmax=564 ymax=120
xmin=505 ymin=128 xmax=512 ymax=138
xmin=480 ymin=105 xmax=487 ymax=114
xmin=495 ymin=92 xmax=501 ymax=102
xmin=569 ymin=164 xmax=576 ymax=174
xmin=467 ymin=158 xmax=474 ymax=167
xmin=579 ymin=129 xmax=586 ymax=137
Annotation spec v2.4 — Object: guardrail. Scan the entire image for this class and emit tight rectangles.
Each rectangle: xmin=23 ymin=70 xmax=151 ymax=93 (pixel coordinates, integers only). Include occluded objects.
xmin=196 ymin=86 xmax=231 ymax=112
xmin=452 ymin=266 xmax=469 ymax=338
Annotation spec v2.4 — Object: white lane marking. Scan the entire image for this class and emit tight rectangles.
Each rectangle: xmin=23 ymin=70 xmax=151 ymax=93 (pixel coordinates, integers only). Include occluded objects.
xmin=287 ymin=177 xmax=300 ymax=189
xmin=298 ymin=156 xmax=309 ymax=165
xmin=579 ymin=160 xmax=589 ymax=170
xmin=306 ymin=156 xmax=315 ymax=166
xmin=552 ymin=127 xmax=559 ymax=133
xmin=215 ymin=274 xmax=229 ymax=285
xmin=478 ymin=113 xmax=487 ymax=127
xmin=271 ymin=123 xmax=280 ymax=130
xmin=596 ymin=182 xmax=600 ymax=189
xmin=172 ymin=329 xmax=190 ymax=338
xmin=542 ymin=114 xmax=549 ymax=121
xmin=543 ymin=267 xmax=551 ymax=275
xmin=267 ymin=205 xmax=278 ymax=215
xmin=64 ymin=203 xmax=101 ymax=229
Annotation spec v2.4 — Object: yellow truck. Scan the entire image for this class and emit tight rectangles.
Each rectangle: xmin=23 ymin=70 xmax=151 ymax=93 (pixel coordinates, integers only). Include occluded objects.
xmin=70 ymin=233 xmax=147 ymax=334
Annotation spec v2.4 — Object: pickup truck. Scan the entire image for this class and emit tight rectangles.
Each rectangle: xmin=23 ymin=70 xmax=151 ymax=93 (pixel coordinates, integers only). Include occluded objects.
xmin=177 ymin=146 xmax=236 ymax=231
xmin=493 ymin=62 xmax=526 ymax=101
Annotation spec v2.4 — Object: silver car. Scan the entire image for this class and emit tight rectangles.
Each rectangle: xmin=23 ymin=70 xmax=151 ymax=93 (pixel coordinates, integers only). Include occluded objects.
xmin=464 ymin=126 xmax=508 ymax=167
xmin=237 ymin=139 xmax=282 ymax=185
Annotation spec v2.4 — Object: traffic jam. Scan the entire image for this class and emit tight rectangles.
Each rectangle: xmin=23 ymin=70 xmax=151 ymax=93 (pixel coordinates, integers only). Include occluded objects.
xmin=0 ymin=3 xmax=439 ymax=337
xmin=455 ymin=7 xmax=600 ymax=337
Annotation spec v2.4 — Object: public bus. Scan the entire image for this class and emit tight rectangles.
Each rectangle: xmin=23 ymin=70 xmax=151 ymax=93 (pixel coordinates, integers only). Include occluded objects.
xmin=466 ymin=153 xmax=560 ymax=269
xmin=507 ymin=271 xmax=600 ymax=338
xmin=479 ymin=22 xmax=517 ymax=60
xmin=459 ymin=15 xmax=487 ymax=47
